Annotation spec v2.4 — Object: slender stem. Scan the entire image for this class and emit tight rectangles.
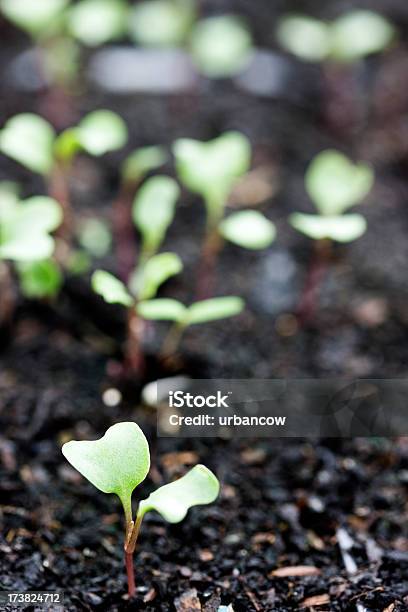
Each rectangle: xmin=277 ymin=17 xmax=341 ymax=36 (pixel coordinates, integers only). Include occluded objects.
xmin=125 ymin=308 xmax=145 ymax=375
xmin=126 ymin=513 xmax=144 ymax=554
xmin=125 ymin=551 xmax=136 ymax=599
xmin=297 ymin=239 xmax=332 ymax=326
xmin=0 ymin=262 xmax=15 ymax=328
xmin=195 ymin=228 xmax=223 ymax=300
xmin=48 ymin=162 xmax=73 ymax=241
xmin=113 ymin=180 xmax=139 ymax=284
xmin=160 ymin=322 xmax=186 ymax=360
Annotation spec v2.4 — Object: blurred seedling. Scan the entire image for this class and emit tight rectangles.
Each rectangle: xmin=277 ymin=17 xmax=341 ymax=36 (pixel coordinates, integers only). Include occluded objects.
xmin=0 ymin=110 xmax=127 ymax=240
xmin=276 ymin=10 xmax=396 ymax=134
xmin=0 ymin=182 xmax=63 ymax=324
xmin=173 ymin=132 xmax=276 ymax=297
xmin=92 ymin=176 xmax=181 ymax=372
xmin=289 ymin=150 xmax=374 ymax=324
xmin=62 ymin=422 xmax=219 ymax=599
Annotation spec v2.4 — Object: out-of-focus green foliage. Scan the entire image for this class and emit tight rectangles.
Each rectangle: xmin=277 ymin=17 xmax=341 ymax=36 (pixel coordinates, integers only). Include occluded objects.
xmin=129 ymin=0 xmax=195 ymax=47
xmin=17 ymin=259 xmax=62 ymax=298
xmin=68 ymin=0 xmax=128 ymax=46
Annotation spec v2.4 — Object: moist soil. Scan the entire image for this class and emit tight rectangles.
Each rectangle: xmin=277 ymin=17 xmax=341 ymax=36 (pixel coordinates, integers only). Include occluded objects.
xmin=1 ymin=1 xmax=408 ymax=610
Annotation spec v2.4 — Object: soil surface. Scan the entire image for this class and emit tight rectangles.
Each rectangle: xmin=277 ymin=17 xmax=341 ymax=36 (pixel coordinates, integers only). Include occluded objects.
xmin=1 ymin=1 xmax=408 ymax=610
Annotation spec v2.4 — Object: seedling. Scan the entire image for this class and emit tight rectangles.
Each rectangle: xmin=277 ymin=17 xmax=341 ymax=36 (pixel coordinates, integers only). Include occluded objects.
xmin=289 ymin=150 xmax=374 ymax=323
xmin=92 ymin=176 xmax=181 ymax=371
xmin=129 ymin=0 xmax=195 ymax=48
xmin=173 ymin=132 xmax=276 ymax=296
xmin=61 ymin=421 xmax=220 ymax=598
xmin=137 ymin=295 xmax=245 ymax=357
xmin=0 ymin=110 xmax=127 ymax=237
xmin=67 ymin=0 xmax=128 ymax=47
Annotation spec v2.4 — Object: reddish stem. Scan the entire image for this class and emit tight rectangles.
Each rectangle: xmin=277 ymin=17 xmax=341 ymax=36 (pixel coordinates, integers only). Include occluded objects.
xmin=48 ymin=163 xmax=72 ymax=240
xmin=297 ymin=240 xmax=332 ymax=326
xmin=195 ymin=230 xmax=223 ymax=300
xmin=125 ymin=551 xmax=136 ymax=599
xmin=125 ymin=308 xmax=146 ymax=376
xmin=113 ymin=182 xmax=138 ymax=284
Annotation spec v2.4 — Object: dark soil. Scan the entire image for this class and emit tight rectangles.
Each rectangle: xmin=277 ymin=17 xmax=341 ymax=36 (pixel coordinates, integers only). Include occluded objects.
xmin=1 ymin=1 xmax=408 ymax=610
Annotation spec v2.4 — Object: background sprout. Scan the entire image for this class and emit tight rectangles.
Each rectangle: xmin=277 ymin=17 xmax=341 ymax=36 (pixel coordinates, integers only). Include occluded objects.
xmin=62 ymin=422 xmax=219 ymax=598
xmin=219 ymin=210 xmax=276 ymax=250
xmin=190 ymin=15 xmax=254 ymax=78
xmin=0 ymin=114 xmax=56 ymax=175
xmin=129 ymin=0 xmax=195 ymax=47
xmin=137 ymin=295 xmax=245 ymax=357
xmin=290 ymin=150 xmax=374 ymax=324
xmin=68 ymin=0 xmax=128 ymax=47
xmin=17 ymin=259 xmax=62 ymax=299
xmin=0 ymin=0 xmax=68 ymax=39
xmin=121 ymin=146 xmax=168 ymax=187
xmin=277 ymin=10 xmax=396 ymax=64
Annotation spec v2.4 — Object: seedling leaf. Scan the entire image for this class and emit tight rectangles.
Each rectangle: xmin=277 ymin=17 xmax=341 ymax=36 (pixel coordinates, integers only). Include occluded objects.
xmin=17 ymin=259 xmax=62 ymax=298
xmin=187 ymin=296 xmax=244 ymax=325
xmin=0 ymin=114 xmax=55 ymax=175
xmin=129 ymin=252 xmax=183 ymax=300
xmin=306 ymin=150 xmax=374 ymax=216
xmin=276 ymin=15 xmax=331 ymax=62
xmin=138 ymin=464 xmax=220 ymax=523
xmin=173 ymin=132 xmax=251 ymax=221
xmin=137 ymin=298 xmax=187 ymax=322
xmin=190 ymin=15 xmax=253 ymax=78
xmin=129 ymin=0 xmax=195 ymax=47
xmin=0 ymin=196 xmax=62 ymax=261
xmin=92 ymin=270 xmax=133 ymax=307
xmin=68 ymin=0 xmax=128 ymax=46
xmin=219 ymin=210 xmax=276 ymax=249
xmin=62 ymin=422 xmax=150 ymax=519
xmin=122 ymin=146 xmax=168 ymax=184
xmin=78 ymin=218 xmax=112 ymax=258
xmin=76 ymin=110 xmax=128 ymax=156
xmin=133 ymin=176 xmax=179 ymax=254
xmin=289 ymin=212 xmax=367 ymax=243
xmin=0 ymin=0 xmax=68 ymax=37
xmin=331 ymin=11 xmax=395 ymax=62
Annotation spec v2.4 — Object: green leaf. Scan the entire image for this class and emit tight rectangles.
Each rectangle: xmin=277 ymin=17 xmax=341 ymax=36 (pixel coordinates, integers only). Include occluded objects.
xmin=91 ymin=270 xmax=133 ymax=307
xmin=187 ymin=297 xmax=244 ymax=325
xmin=331 ymin=11 xmax=395 ymax=62
xmin=219 ymin=210 xmax=276 ymax=250
xmin=0 ymin=114 xmax=55 ymax=175
xmin=17 ymin=259 xmax=62 ymax=298
xmin=0 ymin=0 xmax=68 ymax=37
xmin=76 ymin=110 xmax=128 ymax=156
xmin=173 ymin=132 xmax=251 ymax=221
xmin=0 ymin=182 xmax=20 ymax=223
xmin=62 ymin=422 xmax=150 ymax=520
xmin=122 ymin=146 xmax=167 ymax=184
xmin=289 ymin=212 xmax=367 ymax=243
xmin=54 ymin=127 xmax=82 ymax=163
xmin=129 ymin=0 xmax=195 ymax=47
xmin=276 ymin=15 xmax=331 ymax=62
xmin=129 ymin=252 xmax=183 ymax=300
xmin=68 ymin=0 xmax=128 ymax=47
xmin=138 ymin=464 xmax=219 ymax=523
xmin=137 ymin=298 xmax=187 ymax=322
xmin=190 ymin=15 xmax=253 ymax=78
xmin=133 ymin=176 xmax=179 ymax=254
xmin=306 ymin=150 xmax=374 ymax=216
xmin=78 ymin=218 xmax=112 ymax=258
xmin=0 ymin=196 xmax=62 ymax=261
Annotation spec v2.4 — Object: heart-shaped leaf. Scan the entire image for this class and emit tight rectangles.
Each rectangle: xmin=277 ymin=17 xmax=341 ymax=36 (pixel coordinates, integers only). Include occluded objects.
xmin=190 ymin=15 xmax=253 ymax=78
xmin=276 ymin=15 xmax=331 ymax=62
xmin=0 ymin=114 xmax=55 ymax=175
xmin=76 ymin=110 xmax=128 ymax=156
xmin=62 ymin=422 xmax=150 ymax=520
xmin=306 ymin=150 xmax=374 ymax=216
xmin=92 ymin=270 xmax=133 ymax=307
xmin=68 ymin=0 xmax=128 ymax=47
xmin=173 ymin=132 xmax=251 ymax=221
xmin=331 ymin=10 xmax=395 ymax=62
xmin=138 ymin=465 xmax=220 ymax=523
xmin=0 ymin=196 xmax=62 ymax=261
xmin=0 ymin=0 xmax=68 ymax=36
xmin=133 ymin=176 xmax=180 ymax=255
xmin=289 ymin=212 xmax=367 ymax=243
xmin=219 ymin=210 xmax=276 ymax=249
xmin=129 ymin=252 xmax=183 ymax=300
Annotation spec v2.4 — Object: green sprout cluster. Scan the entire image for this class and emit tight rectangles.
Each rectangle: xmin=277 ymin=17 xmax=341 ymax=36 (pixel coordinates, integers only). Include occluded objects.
xmin=62 ymin=421 xmax=219 ymax=598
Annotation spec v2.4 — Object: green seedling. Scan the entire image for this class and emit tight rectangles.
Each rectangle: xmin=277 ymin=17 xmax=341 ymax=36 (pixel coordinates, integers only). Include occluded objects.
xmin=289 ymin=150 xmax=374 ymax=324
xmin=129 ymin=0 xmax=195 ymax=47
xmin=114 ymin=145 xmax=168 ymax=282
xmin=137 ymin=295 xmax=245 ymax=357
xmin=190 ymin=15 xmax=253 ymax=78
xmin=173 ymin=132 xmax=276 ymax=296
xmin=68 ymin=0 xmax=128 ymax=47
xmin=0 ymin=110 xmax=127 ymax=236
xmin=277 ymin=10 xmax=396 ymax=64
xmin=92 ymin=176 xmax=181 ymax=371
xmin=62 ymin=422 xmax=220 ymax=598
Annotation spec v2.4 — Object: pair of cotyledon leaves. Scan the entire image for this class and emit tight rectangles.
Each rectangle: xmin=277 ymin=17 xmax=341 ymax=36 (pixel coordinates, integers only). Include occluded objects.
xmin=289 ymin=150 xmax=374 ymax=243
xmin=0 ymin=111 xmax=127 ymax=175
xmin=0 ymin=182 xmax=62 ymax=261
xmin=62 ymin=422 xmax=220 ymax=524
xmin=277 ymin=10 xmax=396 ymax=64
